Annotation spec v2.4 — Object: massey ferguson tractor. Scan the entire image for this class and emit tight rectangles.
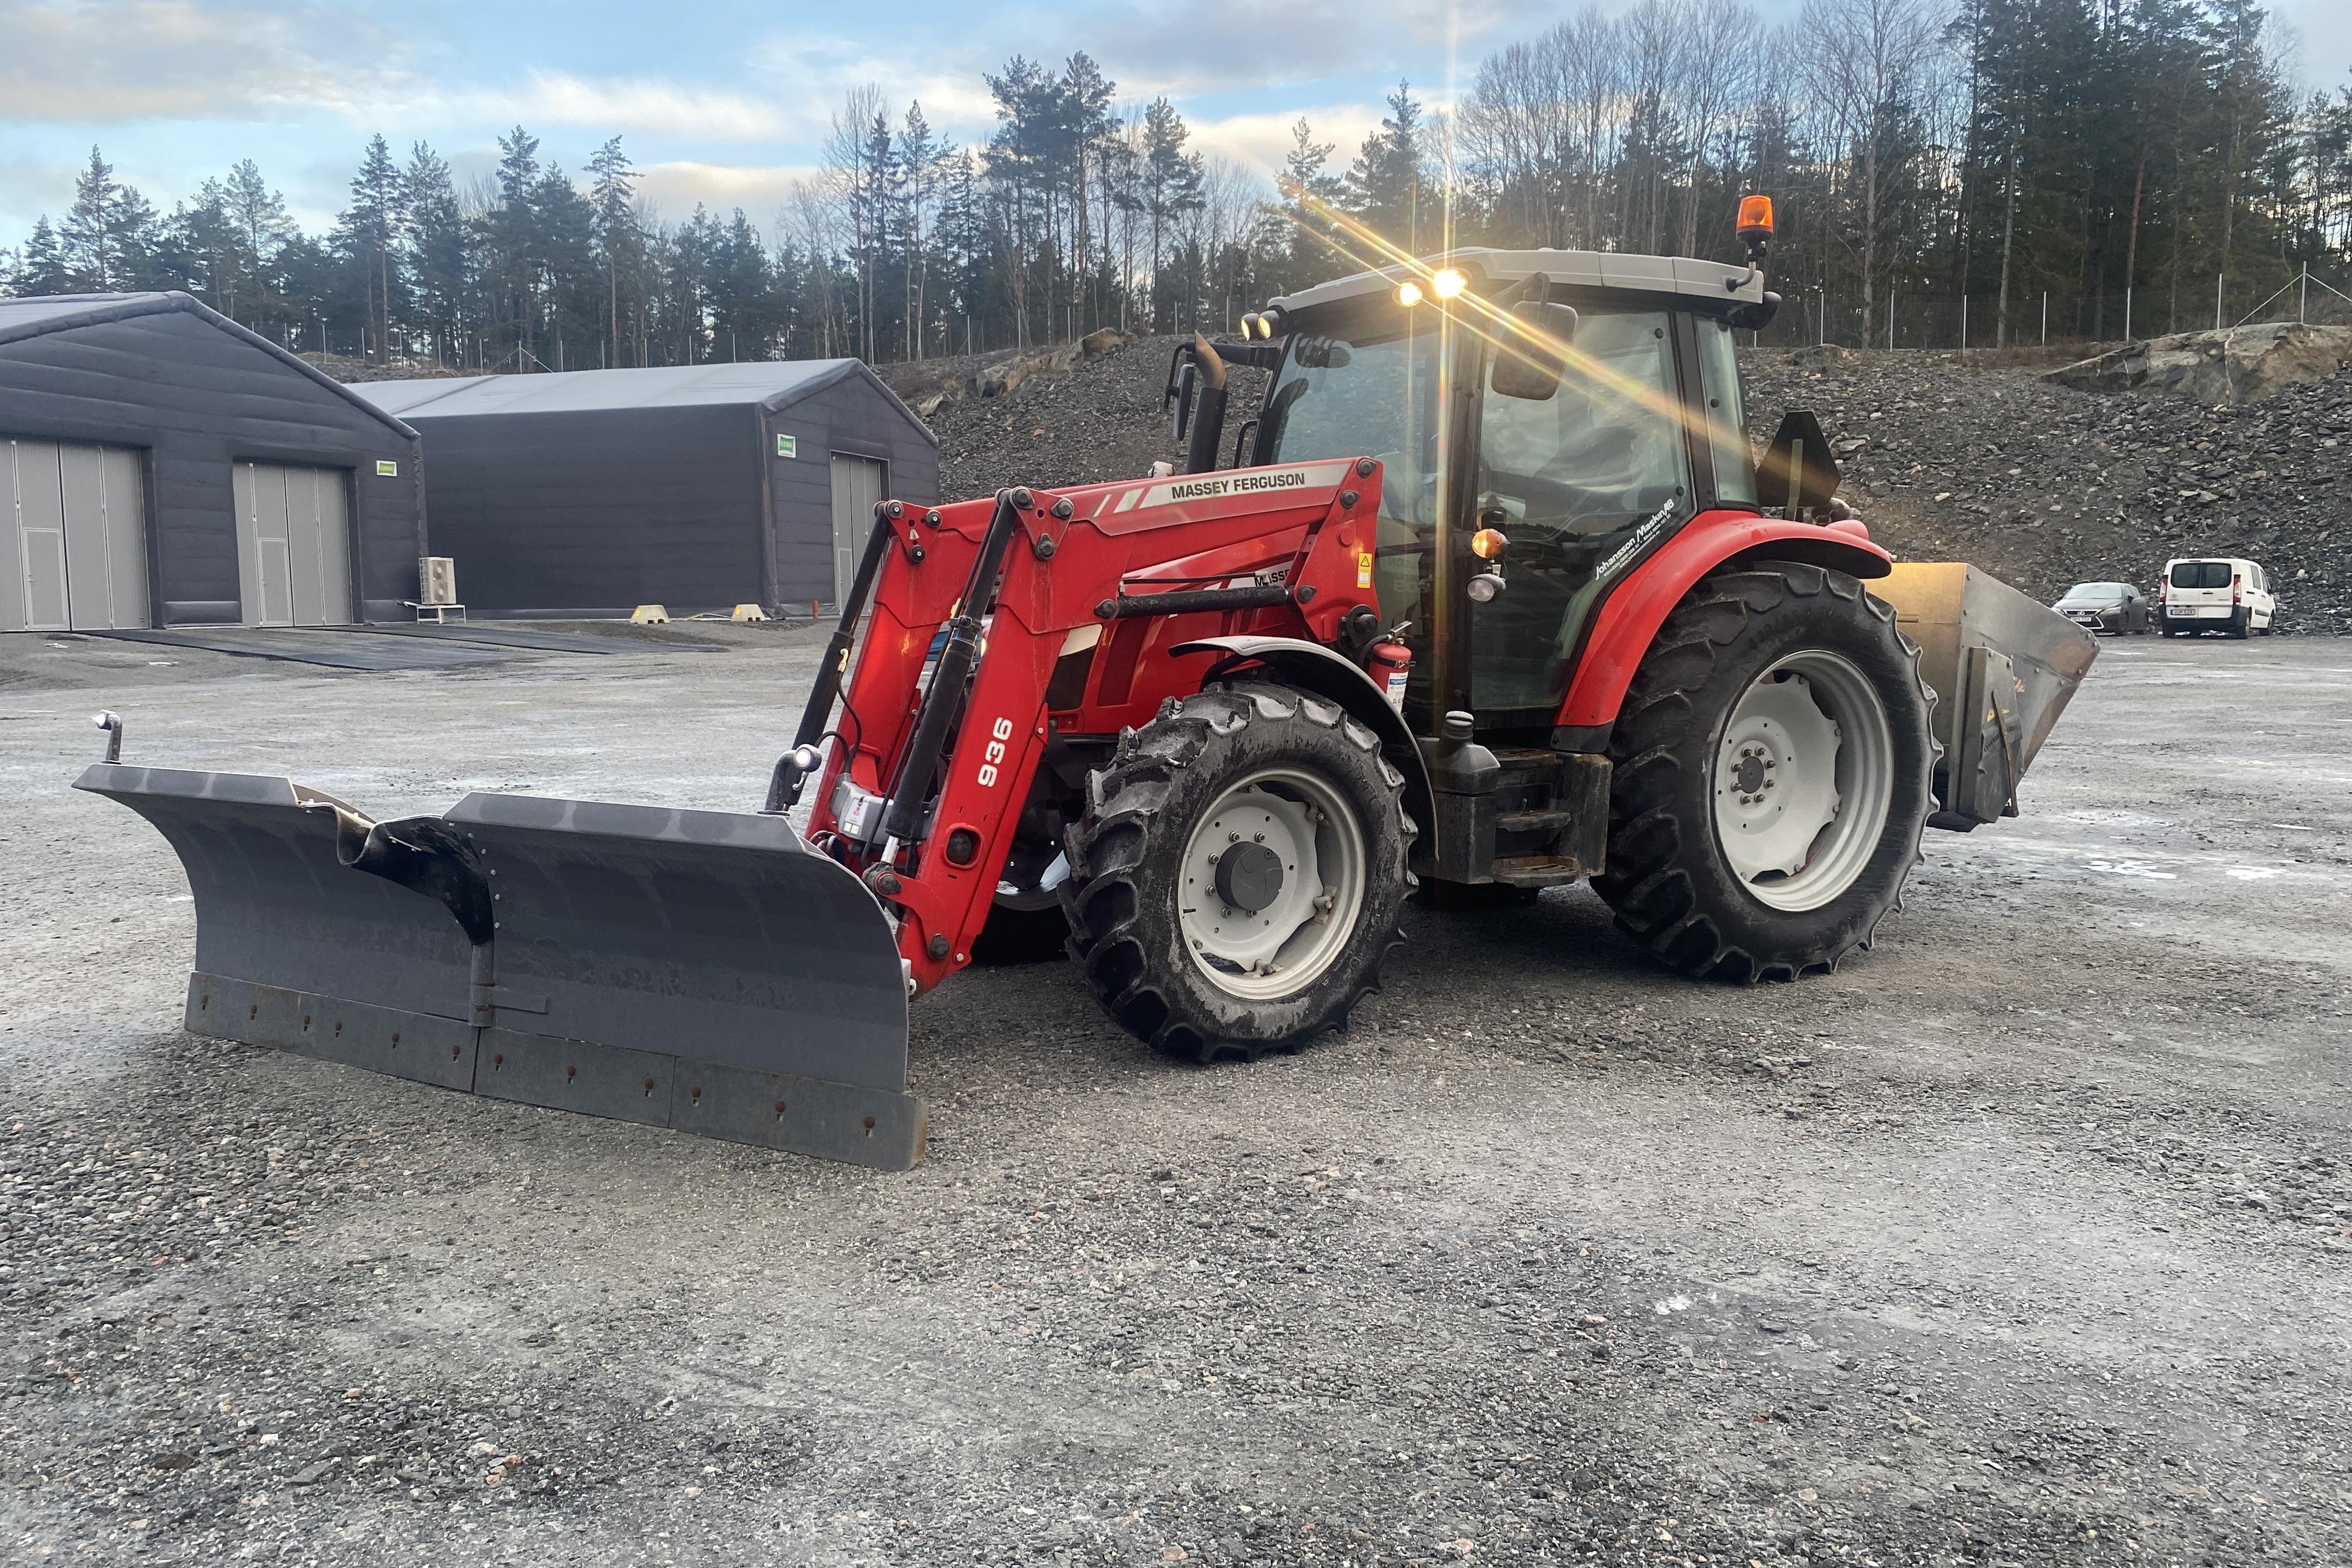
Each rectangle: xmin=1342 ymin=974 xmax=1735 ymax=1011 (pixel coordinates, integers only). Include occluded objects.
xmin=80 ymin=201 xmax=2096 ymax=1170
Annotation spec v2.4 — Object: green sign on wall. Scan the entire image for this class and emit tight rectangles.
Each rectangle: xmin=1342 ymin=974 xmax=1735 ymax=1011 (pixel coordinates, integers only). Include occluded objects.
xmin=375 ymin=459 xmax=398 ymax=477
xmin=775 ymin=433 xmax=797 ymax=459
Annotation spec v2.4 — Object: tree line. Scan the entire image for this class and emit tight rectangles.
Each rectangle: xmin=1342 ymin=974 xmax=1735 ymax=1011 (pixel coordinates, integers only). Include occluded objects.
xmin=6 ymin=0 xmax=2348 ymax=368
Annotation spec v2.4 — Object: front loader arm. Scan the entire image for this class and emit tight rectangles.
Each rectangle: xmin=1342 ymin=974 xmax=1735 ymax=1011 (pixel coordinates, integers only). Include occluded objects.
xmin=800 ymin=460 xmax=1390 ymax=998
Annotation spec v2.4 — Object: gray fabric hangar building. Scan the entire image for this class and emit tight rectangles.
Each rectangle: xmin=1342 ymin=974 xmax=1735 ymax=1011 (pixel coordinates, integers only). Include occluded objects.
xmin=1 ymin=293 xmax=426 ymax=633
xmin=354 ymin=362 xmax=938 ymax=619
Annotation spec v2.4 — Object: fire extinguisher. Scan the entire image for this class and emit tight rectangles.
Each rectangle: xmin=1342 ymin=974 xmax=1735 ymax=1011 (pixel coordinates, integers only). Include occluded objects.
xmin=1367 ymin=635 xmax=1413 ymax=714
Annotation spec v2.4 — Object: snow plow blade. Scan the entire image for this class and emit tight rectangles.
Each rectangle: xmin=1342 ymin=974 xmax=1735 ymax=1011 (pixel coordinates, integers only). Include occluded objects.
xmin=76 ymin=765 xmax=922 ymax=1170
xmin=1873 ymin=564 xmax=2100 ymax=831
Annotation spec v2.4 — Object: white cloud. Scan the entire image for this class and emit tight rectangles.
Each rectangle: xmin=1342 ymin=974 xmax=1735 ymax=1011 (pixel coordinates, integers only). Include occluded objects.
xmin=741 ymin=32 xmax=1002 ymax=142
xmin=635 ymin=160 xmax=821 ymax=220
xmin=1079 ymin=0 xmax=1512 ymax=99
xmin=481 ymin=72 xmax=790 ymax=143
xmin=0 ymin=0 xmax=395 ymax=123
xmin=1185 ymin=104 xmax=1387 ymax=183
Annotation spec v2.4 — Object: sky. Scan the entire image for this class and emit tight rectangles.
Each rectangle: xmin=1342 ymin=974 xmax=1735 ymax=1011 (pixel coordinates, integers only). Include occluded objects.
xmin=2 ymin=0 xmax=2346 ymax=246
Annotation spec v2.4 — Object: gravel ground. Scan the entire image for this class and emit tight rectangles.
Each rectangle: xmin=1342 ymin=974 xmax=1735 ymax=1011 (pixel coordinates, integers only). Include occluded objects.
xmin=4 ymin=629 xmax=2348 ymax=1566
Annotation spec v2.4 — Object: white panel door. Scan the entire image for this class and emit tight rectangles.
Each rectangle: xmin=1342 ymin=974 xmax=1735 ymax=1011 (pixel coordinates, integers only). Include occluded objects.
xmin=58 ymin=443 xmax=148 ymax=629
xmin=7 ymin=438 xmax=146 ymax=632
xmin=8 ymin=439 xmax=70 ymax=632
xmin=236 ymin=463 xmax=351 ymax=625
xmin=828 ymin=454 xmax=886 ymax=610
xmin=235 ymin=461 xmax=295 ymax=626
xmin=286 ymin=466 xmax=354 ymax=626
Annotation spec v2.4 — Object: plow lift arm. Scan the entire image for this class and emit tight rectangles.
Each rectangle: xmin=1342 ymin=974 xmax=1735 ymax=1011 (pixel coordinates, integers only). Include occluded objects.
xmin=79 ymin=459 xmax=1403 ymax=1172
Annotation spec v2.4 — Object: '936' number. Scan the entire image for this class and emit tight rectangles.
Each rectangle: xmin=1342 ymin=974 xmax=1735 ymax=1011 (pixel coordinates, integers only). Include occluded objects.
xmin=975 ymin=716 xmax=1015 ymax=788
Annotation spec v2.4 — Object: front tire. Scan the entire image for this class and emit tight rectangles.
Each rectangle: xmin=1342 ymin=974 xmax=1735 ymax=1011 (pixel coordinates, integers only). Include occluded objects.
xmin=1594 ymin=561 xmax=1935 ymax=982
xmin=1062 ymin=683 xmax=1413 ymax=1061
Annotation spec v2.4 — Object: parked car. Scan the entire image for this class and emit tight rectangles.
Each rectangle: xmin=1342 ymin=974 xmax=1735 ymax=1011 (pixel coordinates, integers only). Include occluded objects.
xmin=2052 ymin=580 xmax=2151 ymax=635
xmin=2157 ymin=556 xmax=2276 ymax=638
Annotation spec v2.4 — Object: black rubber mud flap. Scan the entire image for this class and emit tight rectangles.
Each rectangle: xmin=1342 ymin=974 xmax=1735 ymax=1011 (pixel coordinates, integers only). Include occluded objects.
xmin=76 ymin=765 xmax=923 ymax=1171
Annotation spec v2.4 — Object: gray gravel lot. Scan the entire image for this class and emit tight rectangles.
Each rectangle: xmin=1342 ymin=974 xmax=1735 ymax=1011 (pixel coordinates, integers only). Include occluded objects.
xmin=2 ymin=627 xmax=2348 ymax=1567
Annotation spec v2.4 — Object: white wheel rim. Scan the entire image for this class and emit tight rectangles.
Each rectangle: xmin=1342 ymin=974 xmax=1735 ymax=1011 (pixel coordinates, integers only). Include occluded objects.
xmin=1179 ymin=766 xmax=1367 ymax=1000
xmin=1712 ymin=651 xmax=1894 ymax=912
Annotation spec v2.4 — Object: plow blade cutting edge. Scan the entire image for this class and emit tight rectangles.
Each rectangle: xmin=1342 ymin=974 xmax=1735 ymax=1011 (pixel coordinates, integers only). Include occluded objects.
xmin=77 ymin=765 xmax=922 ymax=1170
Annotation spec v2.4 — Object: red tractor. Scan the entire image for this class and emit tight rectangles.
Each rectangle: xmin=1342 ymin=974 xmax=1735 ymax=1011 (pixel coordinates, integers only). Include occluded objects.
xmin=85 ymin=207 xmax=2095 ymax=1168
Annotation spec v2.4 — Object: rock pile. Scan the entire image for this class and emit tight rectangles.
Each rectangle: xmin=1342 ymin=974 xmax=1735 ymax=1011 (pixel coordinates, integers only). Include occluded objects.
xmin=2042 ymin=323 xmax=2352 ymax=405
xmin=909 ymin=332 xmax=1270 ymax=502
xmin=1743 ymin=349 xmax=2351 ymax=632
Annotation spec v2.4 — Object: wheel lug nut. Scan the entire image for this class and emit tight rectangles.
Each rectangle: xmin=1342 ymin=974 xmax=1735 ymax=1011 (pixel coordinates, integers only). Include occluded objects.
xmin=1253 ymin=832 xmax=1265 ymax=842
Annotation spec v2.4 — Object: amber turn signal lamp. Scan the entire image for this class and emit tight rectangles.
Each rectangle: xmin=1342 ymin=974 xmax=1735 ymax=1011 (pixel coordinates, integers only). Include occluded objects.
xmin=1469 ymin=527 xmax=1508 ymax=561
xmin=1737 ymin=194 xmax=1775 ymax=242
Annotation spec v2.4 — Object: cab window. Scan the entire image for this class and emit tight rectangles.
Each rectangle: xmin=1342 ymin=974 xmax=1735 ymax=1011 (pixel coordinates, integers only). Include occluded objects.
xmin=1471 ymin=307 xmax=1690 ymax=712
xmin=1695 ymin=317 xmax=1757 ymax=507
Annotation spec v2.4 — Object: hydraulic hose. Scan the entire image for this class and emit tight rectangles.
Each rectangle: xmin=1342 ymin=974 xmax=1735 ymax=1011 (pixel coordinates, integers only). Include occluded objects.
xmin=878 ymin=490 xmax=1025 ymax=845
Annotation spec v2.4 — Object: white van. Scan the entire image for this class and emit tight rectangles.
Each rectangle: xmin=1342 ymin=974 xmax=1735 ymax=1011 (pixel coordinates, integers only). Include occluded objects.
xmin=2157 ymin=557 xmax=2276 ymax=638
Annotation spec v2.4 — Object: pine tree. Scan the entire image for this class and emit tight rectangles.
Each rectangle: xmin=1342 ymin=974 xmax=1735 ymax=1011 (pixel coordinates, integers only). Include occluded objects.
xmin=17 ymin=217 xmax=74 ymax=296
xmin=587 ymin=136 xmax=640 ymax=368
xmin=1346 ymin=84 xmax=1426 ymax=252
xmin=1140 ymin=98 xmax=1204 ymax=330
xmin=341 ymin=135 xmax=404 ymax=362
xmin=402 ymin=145 xmax=468 ymax=365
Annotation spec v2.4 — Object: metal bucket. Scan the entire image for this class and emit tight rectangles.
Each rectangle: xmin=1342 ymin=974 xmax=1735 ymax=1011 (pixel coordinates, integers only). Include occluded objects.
xmin=79 ymin=765 xmax=923 ymax=1170
xmin=1870 ymin=564 xmax=2101 ymax=830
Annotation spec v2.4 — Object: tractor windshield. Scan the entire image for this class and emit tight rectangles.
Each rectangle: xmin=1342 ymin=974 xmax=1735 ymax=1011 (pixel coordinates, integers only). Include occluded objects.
xmin=1258 ymin=326 xmax=1446 ymax=642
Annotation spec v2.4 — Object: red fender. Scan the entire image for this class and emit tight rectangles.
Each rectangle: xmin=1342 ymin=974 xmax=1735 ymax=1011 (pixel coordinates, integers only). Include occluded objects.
xmin=1556 ymin=513 xmax=1891 ymax=730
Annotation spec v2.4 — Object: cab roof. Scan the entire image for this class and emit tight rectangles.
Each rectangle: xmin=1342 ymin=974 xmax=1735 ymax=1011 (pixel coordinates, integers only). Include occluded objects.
xmin=1266 ymin=247 xmax=1766 ymax=318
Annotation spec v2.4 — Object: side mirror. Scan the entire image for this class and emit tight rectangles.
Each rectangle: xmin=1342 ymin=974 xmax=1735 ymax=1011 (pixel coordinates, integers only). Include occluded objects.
xmin=1168 ymin=360 xmax=1198 ymax=441
xmin=1757 ymin=410 xmax=1843 ymax=518
xmin=1489 ymin=301 xmax=1578 ymax=402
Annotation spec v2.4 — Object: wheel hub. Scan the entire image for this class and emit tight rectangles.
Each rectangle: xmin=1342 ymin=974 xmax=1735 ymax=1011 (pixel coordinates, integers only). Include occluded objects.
xmin=1178 ymin=771 xmax=1367 ymax=1000
xmin=1213 ymin=841 xmax=1284 ymax=912
xmin=1712 ymin=653 xmax=1896 ymax=913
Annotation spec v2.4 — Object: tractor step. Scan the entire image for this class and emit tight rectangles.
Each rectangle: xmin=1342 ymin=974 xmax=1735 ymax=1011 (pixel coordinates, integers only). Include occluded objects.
xmin=1490 ymin=853 xmax=1587 ymax=889
xmin=1497 ymin=807 xmax=1577 ymax=836
xmin=1488 ymin=747 xmax=1564 ymax=792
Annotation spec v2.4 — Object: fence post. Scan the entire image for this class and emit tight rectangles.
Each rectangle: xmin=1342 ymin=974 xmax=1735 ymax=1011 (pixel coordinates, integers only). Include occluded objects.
xmin=2301 ymin=265 xmax=2308 ymax=325
xmin=1889 ymin=290 xmax=1896 ymax=351
xmin=2215 ymin=273 xmax=2224 ymax=331
xmin=2041 ymin=292 xmax=2048 ymax=345
xmin=2124 ymin=286 xmax=2132 ymax=342
xmin=1961 ymin=296 xmax=1968 ymax=351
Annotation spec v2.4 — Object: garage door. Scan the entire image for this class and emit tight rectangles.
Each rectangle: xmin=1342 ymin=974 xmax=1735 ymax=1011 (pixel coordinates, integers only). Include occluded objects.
xmin=4 ymin=438 xmax=148 ymax=633
xmin=829 ymin=454 xmax=886 ymax=610
xmin=233 ymin=463 xmax=352 ymax=626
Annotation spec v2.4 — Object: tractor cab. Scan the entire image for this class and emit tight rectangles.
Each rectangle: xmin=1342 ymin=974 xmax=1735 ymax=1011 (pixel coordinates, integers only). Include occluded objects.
xmin=1242 ymin=248 xmax=1775 ymax=736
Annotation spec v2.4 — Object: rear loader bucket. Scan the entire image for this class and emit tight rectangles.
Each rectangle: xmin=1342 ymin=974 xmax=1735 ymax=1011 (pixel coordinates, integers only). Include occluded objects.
xmin=1870 ymin=564 xmax=2101 ymax=831
xmin=77 ymin=765 xmax=923 ymax=1170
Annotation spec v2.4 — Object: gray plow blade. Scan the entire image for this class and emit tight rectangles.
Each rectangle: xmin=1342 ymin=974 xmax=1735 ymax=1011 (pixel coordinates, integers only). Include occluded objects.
xmin=76 ymin=765 xmax=922 ymax=1170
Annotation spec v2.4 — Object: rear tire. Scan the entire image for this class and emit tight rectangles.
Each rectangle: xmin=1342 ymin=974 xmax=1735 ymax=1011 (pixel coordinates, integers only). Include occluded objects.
xmin=1062 ymin=683 xmax=1413 ymax=1061
xmin=2230 ymin=609 xmax=2251 ymax=639
xmin=1593 ymin=561 xmax=1935 ymax=982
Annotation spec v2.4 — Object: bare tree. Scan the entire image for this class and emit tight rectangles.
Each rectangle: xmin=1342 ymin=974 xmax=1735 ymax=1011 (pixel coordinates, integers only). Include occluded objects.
xmin=1793 ymin=0 xmax=1944 ymax=341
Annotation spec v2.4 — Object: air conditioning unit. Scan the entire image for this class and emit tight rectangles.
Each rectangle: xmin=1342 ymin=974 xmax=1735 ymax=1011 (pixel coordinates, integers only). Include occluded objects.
xmin=418 ymin=557 xmax=457 ymax=606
